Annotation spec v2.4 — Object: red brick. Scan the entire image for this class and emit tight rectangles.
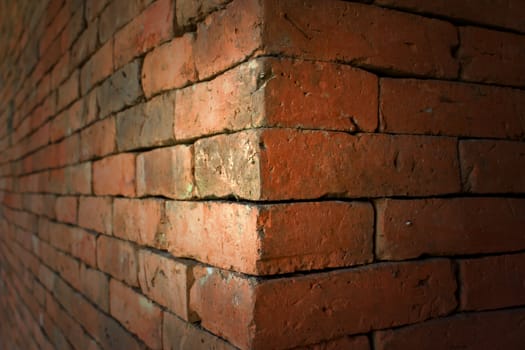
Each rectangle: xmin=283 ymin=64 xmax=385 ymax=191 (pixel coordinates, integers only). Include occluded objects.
xmin=59 ymin=8 xmax=84 ymax=57
xmin=40 ymin=3 xmax=70 ymax=55
xmin=113 ymin=0 xmax=174 ymax=69
xmin=23 ymin=194 xmax=56 ymax=219
xmin=376 ymin=198 xmax=525 ymax=260
xmin=380 ymin=78 xmax=525 ymax=139
xmin=97 ymin=235 xmax=138 ymax=287
xmin=374 ymin=308 xmax=525 ymax=350
xmin=138 ymin=250 xmax=195 ymax=320
xmin=136 ymin=145 xmax=193 ymax=199
xmin=459 ymin=27 xmax=525 ymax=87
xmin=460 ymin=140 xmax=525 ymax=193
xmin=113 ymin=198 xmax=164 ymax=247
xmin=50 ymin=52 xmax=71 ymax=92
xmin=49 ymin=224 xmax=96 ymax=266
xmin=191 ymin=260 xmax=457 ymax=349
xmin=142 ymin=33 xmax=196 ymax=97
xmin=375 ymin=0 xmax=525 ymax=33
xmin=53 ymin=133 xmax=80 ymax=167
xmin=175 ymin=58 xmax=377 ymax=141
xmin=57 ymin=70 xmax=79 ymax=111
xmin=459 ymin=253 xmax=525 ymax=311
xmin=264 ymin=0 xmax=458 ymax=78
xmin=116 ymin=93 xmax=175 ymax=151
xmin=79 ymin=117 xmax=116 ymax=161
xmin=163 ymin=311 xmax=237 ymax=350
xmin=78 ymin=196 xmax=112 ymax=234
xmin=166 ymin=201 xmax=373 ymax=275
xmin=194 ymin=129 xmax=460 ymax=200
xmin=80 ymin=39 xmax=113 ymax=95
xmin=79 ymin=264 xmax=109 ymax=312
xmin=110 ymin=278 xmax=162 ymax=349
xmin=93 ymin=153 xmax=136 ymax=197
xmin=193 ymin=0 xmax=262 ymax=79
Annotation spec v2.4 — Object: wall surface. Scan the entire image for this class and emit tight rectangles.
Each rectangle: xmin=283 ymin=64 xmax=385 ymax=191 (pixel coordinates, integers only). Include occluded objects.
xmin=0 ymin=0 xmax=524 ymax=349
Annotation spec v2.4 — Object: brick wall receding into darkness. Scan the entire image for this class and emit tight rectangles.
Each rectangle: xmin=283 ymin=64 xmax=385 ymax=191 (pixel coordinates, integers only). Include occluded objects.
xmin=0 ymin=0 xmax=524 ymax=349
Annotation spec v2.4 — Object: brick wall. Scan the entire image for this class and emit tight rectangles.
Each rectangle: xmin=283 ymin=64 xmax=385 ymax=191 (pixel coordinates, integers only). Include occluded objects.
xmin=0 ymin=0 xmax=524 ymax=349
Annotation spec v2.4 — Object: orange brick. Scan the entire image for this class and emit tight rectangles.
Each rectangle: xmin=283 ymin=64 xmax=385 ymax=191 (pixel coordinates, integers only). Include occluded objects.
xmin=459 ymin=26 xmax=525 ymax=87
xmin=110 ymin=279 xmax=162 ymax=349
xmin=142 ymin=33 xmax=196 ymax=97
xmin=79 ymin=117 xmax=116 ymax=161
xmin=459 ymin=253 xmax=525 ymax=311
xmin=138 ymin=250 xmax=195 ymax=321
xmin=460 ymin=140 xmax=525 ymax=193
xmin=165 ymin=201 xmax=373 ymax=275
xmin=79 ymin=264 xmax=109 ymax=312
xmin=113 ymin=198 xmax=164 ymax=247
xmin=175 ymin=58 xmax=377 ymax=141
xmin=113 ymin=0 xmax=174 ymax=69
xmin=78 ymin=196 xmax=112 ymax=235
xmin=93 ymin=153 xmax=136 ymax=197
xmin=380 ymin=78 xmax=525 ymax=139
xmin=176 ymin=0 xmax=231 ymax=27
xmin=194 ymin=129 xmax=460 ymax=200
xmin=376 ymin=198 xmax=525 ymax=260
xmin=49 ymin=223 xmax=96 ymax=267
xmin=191 ymin=260 xmax=456 ymax=349
xmin=136 ymin=145 xmax=193 ymax=199
xmin=193 ymin=0 xmax=262 ymax=79
xmin=97 ymin=235 xmax=138 ymax=287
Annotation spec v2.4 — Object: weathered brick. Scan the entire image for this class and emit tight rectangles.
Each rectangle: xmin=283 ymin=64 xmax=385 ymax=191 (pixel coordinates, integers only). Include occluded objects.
xmin=138 ymin=250 xmax=195 ymax=320
xmin=78 ymin=196 xmax=112 ymax=234
xmin=113 ymin=0 xmax=173 ymax=69
xmin=264 ymin=0 xmax=458 ymax=78
xmin=380 ymin=78 xmax=525 ymax=139
xmin=113 ymin=198 xmax=164 ymax=247
xmin=176 ymin=0 xmax=230 ymax=27
xmin=376 ymin=198 xmax=525 ymax=260
xmin=191 ymin=260 xmax=457 ymax=349
xmin=460 ymin=140 xmax=525 ymax=193
xmin=80 ymin=40 xmax=113 ymax=95
xmin=55 ymin=196 xmax=77 ymax=224
xmin=175 ymin=57 xmax=378 ymax=140
xmin=459 ymin=253 xmax=525 ymax=311
xmin=375 ymin=0 xmax=525 ymax=33
xmin=97 ymin=235 xmax=138 ymax=287
xmin=116 ymin=92 xmax=175 ymax=151
xmin=93 ymin=153 xmax=136 ymax=197
xmin=136 ymin=145 xmax=193 ymax=199
xmin=142 ymin=33 xmax=196 ymax=97
xmin=459 ymin=26 xmax=525 ymax=87
xmin=166 ymin=201 xmax=373 ymax=275
xmin=85 ymin=0 xmax=108 ymax=22
xmin=57 ymin=70 xmax=79 ymax=111
xmin=79 ymin=116 xmax=116 ymax=161
xmin=110 ymin=278 xmax=162 ymax=349
xmin=163 ymin=311 xmax=237 ymax=350
xmin=194 ymin=129 xmax=460 ymax=200
xmin=71 ymin=20 xmax=98 ymax=66
xmin=374 ymin=308 xmax=525 ymax=350
xmin=97 ymin=59 xmax=143 ymax=118
xmin=98 ymin=0 xmax=153 ymax=44
xmin=193 ymin=0 xmax=262 ymax=79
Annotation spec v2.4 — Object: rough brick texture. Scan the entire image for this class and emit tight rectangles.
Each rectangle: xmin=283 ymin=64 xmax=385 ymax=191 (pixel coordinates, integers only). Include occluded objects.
xmin=1 ymin=0 xmax=524 ymax=349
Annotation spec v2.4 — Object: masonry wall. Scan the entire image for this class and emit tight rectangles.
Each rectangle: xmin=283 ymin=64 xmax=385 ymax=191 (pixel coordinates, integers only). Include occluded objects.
xmin=0 ymin=0 xmax=524 ymax=349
